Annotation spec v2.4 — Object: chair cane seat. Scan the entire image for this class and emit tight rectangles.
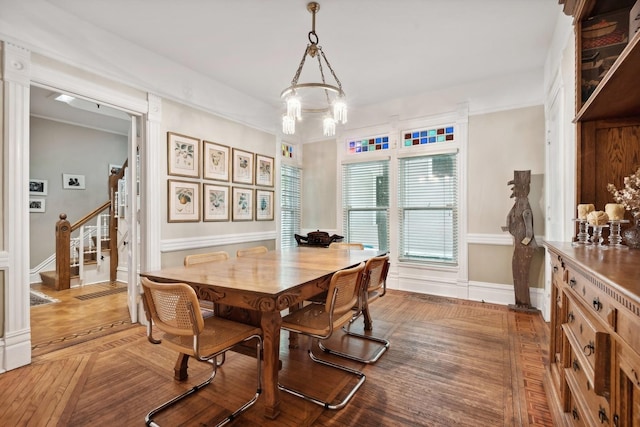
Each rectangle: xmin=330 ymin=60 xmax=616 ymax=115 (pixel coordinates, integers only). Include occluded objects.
xmin=161 ymin=316 xmax=261 ymax=358
xmin=282 ymin=303 xmax=355 ymax=337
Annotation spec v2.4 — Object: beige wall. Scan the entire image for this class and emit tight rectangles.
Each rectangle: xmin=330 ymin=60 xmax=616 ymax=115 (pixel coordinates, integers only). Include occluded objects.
xmin=467 ymin=106 xmax=546 ymax=288
xmin=159 ymin=99 xmax=277 ymax=267
xmin=302 ymin=139 xmax=337 ymax=231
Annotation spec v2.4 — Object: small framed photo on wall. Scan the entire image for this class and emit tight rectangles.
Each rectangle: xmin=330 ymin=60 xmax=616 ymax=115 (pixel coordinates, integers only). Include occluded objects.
xmin=29 ymin=198 xmax=46 ymax=213
xmin=168 ymin=132 xmax=201 ymax=178
xmin=29 ymin=179 xmax=48 ymax=195
xmin=203 ymin=183 xmax=230 ymax=222
xmin=168 ymin=179 xmax=200 ymax=222
xmin=203 ymin=141 xmax=230 ymax=181
xmin=232 ymin=186 xmax=253 ymax=221
xmin=255 ymin=189 xmax=274 ymax=221
xmin=232 ymin=148 xmax=254 ymax=185
xmin=63 ymin=174 xmax=85 ymax=189
xmin=255 ymin=154 xmax=274 ymax=187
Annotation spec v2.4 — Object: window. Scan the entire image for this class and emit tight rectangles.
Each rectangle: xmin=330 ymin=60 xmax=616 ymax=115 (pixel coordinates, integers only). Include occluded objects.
xmin=342 ymin=160 xmax=389 ymax=251
xmin=280 ymin=164 xmax=301 ymax=249
xmin=398 ymin=153 xmax=458 ymax=264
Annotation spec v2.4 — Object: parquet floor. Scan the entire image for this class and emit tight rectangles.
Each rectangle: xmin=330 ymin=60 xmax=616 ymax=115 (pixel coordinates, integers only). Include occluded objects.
xmin=4 ymin=284 xmax=552 ymax=426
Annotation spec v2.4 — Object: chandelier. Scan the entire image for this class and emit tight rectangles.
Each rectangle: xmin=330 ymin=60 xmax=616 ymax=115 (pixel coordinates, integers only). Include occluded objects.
xmin=281 ymin=2 xmax=347 ymax=137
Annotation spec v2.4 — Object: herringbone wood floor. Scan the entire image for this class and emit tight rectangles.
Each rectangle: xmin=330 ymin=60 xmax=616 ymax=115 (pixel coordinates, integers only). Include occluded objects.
xmin=6 ymin=284 xmax=552 ymax=426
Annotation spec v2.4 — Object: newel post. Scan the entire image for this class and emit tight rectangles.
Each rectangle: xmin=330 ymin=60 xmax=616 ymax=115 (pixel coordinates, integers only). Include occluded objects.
xmin=55 ymin=213 xmax=71 ymax=290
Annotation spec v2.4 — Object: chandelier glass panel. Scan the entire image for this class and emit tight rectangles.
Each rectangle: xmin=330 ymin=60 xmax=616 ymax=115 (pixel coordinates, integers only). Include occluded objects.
xmin=281 ymin=2 xmax=347 ymax=137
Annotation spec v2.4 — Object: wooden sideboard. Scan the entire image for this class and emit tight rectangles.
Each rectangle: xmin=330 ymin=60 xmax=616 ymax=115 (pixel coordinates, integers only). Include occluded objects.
xmin=544 ymin=242 xmax=640 ymax=426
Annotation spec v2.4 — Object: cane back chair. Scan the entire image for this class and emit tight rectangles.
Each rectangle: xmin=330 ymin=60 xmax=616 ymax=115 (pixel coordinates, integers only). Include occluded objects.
xmin=278 ymin=262 xmax=366 ymax=410
xmin=141 ymin=277 xmax=262 ymax=427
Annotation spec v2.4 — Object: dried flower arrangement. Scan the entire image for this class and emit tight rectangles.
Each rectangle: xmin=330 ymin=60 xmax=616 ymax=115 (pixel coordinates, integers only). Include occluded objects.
xmin=607 ymin=166 xmax=640 ymax=214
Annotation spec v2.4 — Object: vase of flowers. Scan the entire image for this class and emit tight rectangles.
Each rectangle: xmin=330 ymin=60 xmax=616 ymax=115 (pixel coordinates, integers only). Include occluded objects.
xmin=608 ymin=167 xmax=640 ymax=248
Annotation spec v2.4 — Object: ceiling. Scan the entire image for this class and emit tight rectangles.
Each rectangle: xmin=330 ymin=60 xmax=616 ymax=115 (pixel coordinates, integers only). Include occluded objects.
xmin=29 ymin=0 xmax=563 ymax=134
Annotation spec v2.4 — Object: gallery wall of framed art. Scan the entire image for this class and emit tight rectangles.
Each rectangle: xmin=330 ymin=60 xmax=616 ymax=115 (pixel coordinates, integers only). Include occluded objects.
xmin=166 ymin=131 xmax=275 ymax=224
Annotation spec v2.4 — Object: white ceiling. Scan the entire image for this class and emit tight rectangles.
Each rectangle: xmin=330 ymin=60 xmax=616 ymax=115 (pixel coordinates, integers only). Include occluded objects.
xmin=28 ymin=0 xmax=563 ymax=133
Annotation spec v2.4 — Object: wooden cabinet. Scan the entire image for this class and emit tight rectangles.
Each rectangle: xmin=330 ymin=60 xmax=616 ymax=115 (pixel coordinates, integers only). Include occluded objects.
xmin=544 ymin=242 xmax=640 ymax=426
xmin=564 ymin=0 xmax=640 ymax=221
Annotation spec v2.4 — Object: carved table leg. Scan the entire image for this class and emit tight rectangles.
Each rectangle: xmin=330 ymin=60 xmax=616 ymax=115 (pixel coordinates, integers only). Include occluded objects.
xmin=261 ymin=310 xmax=282 ymax=419
xmin=363 ymin=303 xmax=373 ymax=331
xmin=174 ymin=353 xmax=190 ymax=381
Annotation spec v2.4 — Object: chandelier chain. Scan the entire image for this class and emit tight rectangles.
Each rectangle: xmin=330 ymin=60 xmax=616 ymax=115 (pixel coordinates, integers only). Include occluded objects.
xmin=319 ymin=48 xmax=343 ymax=93
xmin=290 ymin=45 xmax=310 ymax=88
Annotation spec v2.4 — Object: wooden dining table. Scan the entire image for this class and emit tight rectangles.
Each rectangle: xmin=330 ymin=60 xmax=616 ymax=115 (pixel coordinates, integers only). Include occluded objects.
xmin=140 ymin=246 xmax=382 ymax=419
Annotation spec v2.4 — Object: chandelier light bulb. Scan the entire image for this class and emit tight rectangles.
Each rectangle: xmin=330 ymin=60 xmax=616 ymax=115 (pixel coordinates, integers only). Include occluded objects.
xmin=286 ymin=95 xmax=302 ymax=121
xmin=323 ymin=116 xmax=336 ymax=137
xmin=333 ymin=97 xmax=347 ymax=124
xmin=282 ymin=114 xmax=296 ymax=135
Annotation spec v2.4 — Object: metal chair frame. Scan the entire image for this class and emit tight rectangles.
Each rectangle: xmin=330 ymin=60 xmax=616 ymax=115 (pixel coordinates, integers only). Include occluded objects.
xmin=141 ymin=278 xmax=262 ymax=427
xmin=279 ymin=262 xmax=366 ymax=410
xmin=318 ymin=255 xmax=390 ymax=364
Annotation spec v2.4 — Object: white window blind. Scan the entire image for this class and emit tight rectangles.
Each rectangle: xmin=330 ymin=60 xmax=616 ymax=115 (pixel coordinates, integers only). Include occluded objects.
xmin=280 ymin=164 xmax=301 ymax=249
xmin=398 ymin=153 xmax=458 ymax=264
xmin=342 ymin=160 xmax=389 ymax=251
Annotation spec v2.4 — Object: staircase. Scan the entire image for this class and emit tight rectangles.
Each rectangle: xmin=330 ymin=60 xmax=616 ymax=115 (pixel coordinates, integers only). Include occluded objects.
xmin=39 ymin=161 xmax=127 ymax=290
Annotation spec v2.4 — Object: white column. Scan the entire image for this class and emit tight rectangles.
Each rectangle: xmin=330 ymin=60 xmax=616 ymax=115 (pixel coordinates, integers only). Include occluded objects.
xmin=142 ymin=93 xmax=162 ymax=271
xmin=2 ymin=42 xmax=32 ymax=372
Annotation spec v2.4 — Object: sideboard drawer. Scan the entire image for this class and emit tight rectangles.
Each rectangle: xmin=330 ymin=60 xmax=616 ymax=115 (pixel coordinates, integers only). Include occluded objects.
xmin=563 ymin=295 xmax=611 ymax=396
xmin=565 ymin=265 xmax=616 ymax=330
xmin=565 ymin=347 xmax=611 ymax=425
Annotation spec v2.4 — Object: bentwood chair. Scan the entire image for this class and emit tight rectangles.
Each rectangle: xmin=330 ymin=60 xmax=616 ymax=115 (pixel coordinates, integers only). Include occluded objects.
xmin=319 ymin=254 xmax=390 ymax=364
xmin=328 ymin=242 xmax=365 ymax=250
xmin=236 ymin=246 xmax=268 ymax=257
xmin=140 ymin=277 xmax=262 ymax=427
xmin=279 ymin=262 xmax=366 ymax=410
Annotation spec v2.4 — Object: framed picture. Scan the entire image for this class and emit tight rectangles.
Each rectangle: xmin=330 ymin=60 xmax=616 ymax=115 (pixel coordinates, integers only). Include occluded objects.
xmin=109 ymin=164 xmax=122 ymax=176
xmin=203 ymin=141 xmax=230 ymax=181
xmin=255 ymin=154 xmax=274 ymax=187
xmin=232 ymin=148 xmax=254 ymax=185
xmin=255 ymin=189 xmax=274 ymax=221
xmin=232 ymin=186 xmax=253 ymax=221
xmin=168 ymin=179 xmax=200 ymax=222
xmin=63 ymin=174 xmax=85 ymax=189
xmin=203 ymin=184 xmax=230 ymax=222
xmin=29 ymin=179 xmax=48 ymax=195
xmin=168 ymin=132 xmax=200 ymax=178
xmin=29 ymin=198 xmax=45 ymax=213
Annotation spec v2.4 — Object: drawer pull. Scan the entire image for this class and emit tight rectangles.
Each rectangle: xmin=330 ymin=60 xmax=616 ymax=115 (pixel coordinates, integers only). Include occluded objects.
xmin=567 ymin=311 xmax=575 ymax=323
xmin=553 ymin=265 xmax=558 ymax=273
xmin=593 ymin=297 xmax=602 ymax=311
xmin=572 ymin=406 xmax=579 ymax=420
xmin=572 ymin=358 xmax=580 ymax=371
xmin=583 ymin=341 xmax=594 ymax=356
xmin=599 ymin=406 xmax=608 ymax=424
xmin=569 ymin=278 xmax=577 ymax=288
xmin=614 ymin=414 xmax=619 ymax=427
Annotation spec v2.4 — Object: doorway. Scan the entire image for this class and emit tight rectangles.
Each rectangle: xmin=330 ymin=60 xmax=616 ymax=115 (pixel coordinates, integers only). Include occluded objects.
xmin=28 ymin=85 xmax=140 ymax=354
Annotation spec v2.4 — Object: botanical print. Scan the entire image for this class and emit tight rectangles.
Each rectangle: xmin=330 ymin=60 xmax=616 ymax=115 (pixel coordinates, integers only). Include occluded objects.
xmin=204 ymin=184 xmax=229 ymax=221
xmin=174 ymin=141 xmax=195 ymax=170
xmin=256 ymin=190 xmax=273 ymax=220
xmin=174 ymin=185 xmax=195 ymax=215
xmin=209 ymin=149 xmax=225 ymax=174
xmin=204 ymin=141 xmax=230 ymax=181
xmin=232 ymin=187 xmax=253 ymax=221
xmin=168 ymin=132 xmax=200 ymax=178
xmin=256 ymin=155 xmax=274 ymax=187
xmin=237 ymin=154 xmax=251 ymax=179
xmin=232 ymin=148 xmax=253 ymax=184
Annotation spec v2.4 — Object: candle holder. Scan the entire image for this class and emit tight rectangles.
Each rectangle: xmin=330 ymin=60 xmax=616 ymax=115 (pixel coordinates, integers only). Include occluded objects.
xmin=608 ymin=219 xmax=629 ymax=249
xmin=572 ymin=219 xmax=590 ymax=246
xmin=587 ymin=224 xmax=609 ymax=249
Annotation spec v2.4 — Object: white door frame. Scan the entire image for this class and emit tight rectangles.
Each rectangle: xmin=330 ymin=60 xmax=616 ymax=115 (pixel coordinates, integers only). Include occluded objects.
xmin=1 ymin=41 xmax=157 ymax=371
